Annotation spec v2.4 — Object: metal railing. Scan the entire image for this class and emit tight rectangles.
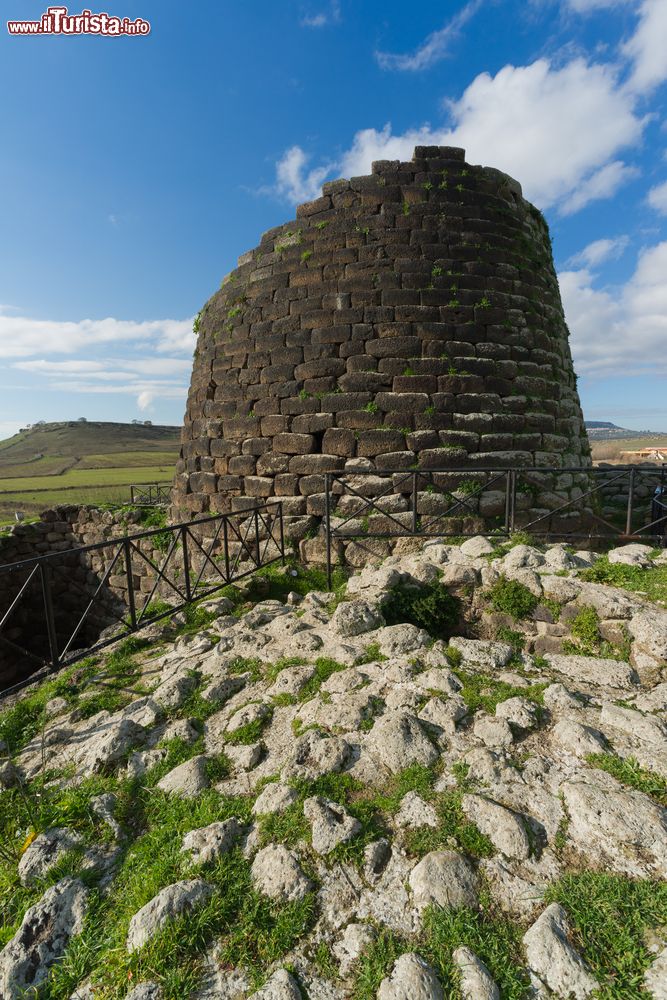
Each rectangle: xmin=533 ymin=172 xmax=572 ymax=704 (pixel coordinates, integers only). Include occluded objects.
xmin=0 ymin=502 xmax=285 ymax=695
xmin=324 ymin=466 xmax=667 ymax=586
xmin=129 ymin=483 xmax=172 ymax=505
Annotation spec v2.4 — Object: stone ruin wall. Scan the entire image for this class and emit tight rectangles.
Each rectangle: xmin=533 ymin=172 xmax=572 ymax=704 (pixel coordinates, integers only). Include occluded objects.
xmin=172 ymin=145 xmax=591 ymax=549
xmin=0 ymin=507 xmax=169 ymax=689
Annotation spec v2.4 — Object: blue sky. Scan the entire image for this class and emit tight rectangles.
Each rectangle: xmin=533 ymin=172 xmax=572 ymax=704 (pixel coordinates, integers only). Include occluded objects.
xmin=1 ymin=0 xmax=666 ymax=439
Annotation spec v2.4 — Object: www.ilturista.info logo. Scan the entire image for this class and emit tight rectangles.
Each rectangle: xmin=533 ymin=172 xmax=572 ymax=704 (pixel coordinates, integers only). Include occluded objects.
xmin=7 ymin=6 xmax=150 ymax=35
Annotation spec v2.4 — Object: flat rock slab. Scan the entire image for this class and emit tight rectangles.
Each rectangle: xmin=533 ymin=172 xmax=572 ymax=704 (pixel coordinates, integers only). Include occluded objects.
xmin=126 ymin=879 xmax=212 ymax=952
xmin=523 ymin=902 xmax=599 ymax=998
xmin=561 ymin=770 xmax=667 ymax=877
xmin=0 ymin=877 xmax=88 ymax=999
xmin=545 ymin=654 xmax=638 ymax=690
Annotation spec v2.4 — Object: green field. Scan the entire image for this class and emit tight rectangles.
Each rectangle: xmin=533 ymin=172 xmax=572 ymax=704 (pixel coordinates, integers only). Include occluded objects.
xmin=0 ymin=421 xmax=180 ymax=525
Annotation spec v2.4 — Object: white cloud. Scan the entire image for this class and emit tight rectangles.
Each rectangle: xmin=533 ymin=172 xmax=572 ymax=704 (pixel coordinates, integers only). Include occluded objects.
xmin=375 ymin=0 xmax=483 ymax=72
xmin=560 ymin=241 xmax=667 ymax=376
xmin=559 ymin=161 xmax=640 ymax=214
xmin=276 ymin=57 xmax=644 ymax=214
xmin=300 ymin=1 xmax=340 ymax=28
xmin=622 ymin=0 xmax=667 ymax=94
xmin=565 ymin=0 xmax=629 ymax=11
xmin=0 ymin=314 xmax=195 ymax=359
xmin=647 ymin=179 xmax=667 ymax=214
xmin=275 ymin=146 xmax=333 ymax=203
xmin=14 ymin=358 xmax=191 ymax=377
xmin=138 ymin=390 xmax=155 ymax=411
xmin=566 ymin=235 xmax=629 ymax=267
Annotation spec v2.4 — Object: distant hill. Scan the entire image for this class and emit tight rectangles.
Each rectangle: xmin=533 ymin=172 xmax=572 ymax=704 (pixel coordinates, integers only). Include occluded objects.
xmin=0 ymin=421 xmax=180 ymax=478
xmin=0 ymin=421 xmax=181 ymax=525
xmin=584 ymin=421 xmax=667 ymax=441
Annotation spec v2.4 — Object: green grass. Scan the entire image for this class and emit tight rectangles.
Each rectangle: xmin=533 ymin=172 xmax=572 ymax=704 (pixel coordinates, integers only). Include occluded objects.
xmin=454 ymin=670 xmax=546 ymax=715
xmin=5 ymin=768 xmax=314 ymax=1000
xmin=0 ymin=465 xmax=175 ymax=493
xmin=545 ymin=872 xmax=667 ymax=999
xmin=586 ymin=754 xmax=667 ymax=806
xmin=487 ymin=576 xmax=538 ymax=621
xmin=297 ymin=657 xmax=348 ymax=702
xmin=352 ymin=901 xmax=528 ymax=1000
xmin=580 ymin=557 xmax=667 ymax=604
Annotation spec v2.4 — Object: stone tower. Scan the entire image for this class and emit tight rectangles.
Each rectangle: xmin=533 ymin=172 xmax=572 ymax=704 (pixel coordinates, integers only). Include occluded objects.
xmin=173 ymin=146 xmax=590 ymax=534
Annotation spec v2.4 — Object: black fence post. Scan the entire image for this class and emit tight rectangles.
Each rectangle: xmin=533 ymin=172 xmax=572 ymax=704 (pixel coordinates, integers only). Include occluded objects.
xmin=412 ymin=472 xmax=418 ymax=534
xmin=278 ymin=503 xmax=286 ymax=565
xmin=40 ymin=562 xmax=60 ymax=671
xmin=325 ymin=472 xmax=332 ymax=591
xmin=626 ymin=468 xmax=635 ymax=535
xmin=123 ymin=538 xmax=137 ymax=630
xmin=223 ymin=517 xmax=231 ymax=583
xmin=181 ymin=525 xmax=192 ymax=602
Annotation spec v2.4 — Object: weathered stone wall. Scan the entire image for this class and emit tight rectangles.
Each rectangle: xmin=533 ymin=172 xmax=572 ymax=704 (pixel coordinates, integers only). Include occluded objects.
xmin=0 ymin=507 xmax=167 ymax=689
xmin=173 ymin=145 xmax=591 ymax=530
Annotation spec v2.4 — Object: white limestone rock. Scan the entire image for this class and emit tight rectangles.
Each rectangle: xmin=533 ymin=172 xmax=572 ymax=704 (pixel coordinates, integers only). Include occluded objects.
xmin=409 ymin=850 xmax=478 ymax=912
xmin=460 ymin=536 xmax=495 ymax=558
xmin=250 ymin=844 xmax=312 ymax=902
xmin=496 ymin=696 xmax=540 ymax=732
xmin=333 ymin=923 xmax=377 ymax=978
xmin=253 ymin=782 xmax=299 ymax=815
xmin=157 ymin=755 xmax=210 ymax=798
xmin=0 ymin=878 xmax=88 ymax=998
xmin=377 ymin=952 xmax=443 ymax=1000
xmin=644 ymin=945 xmax=667 ymax=999
xmin=283 ymin=731 xmax=351 ymax=781
xmin=181 ymin=818 xmax=240 ymax=866
xmin=18 ymin=827 xmax=84 ymax=886
xmin=449 ymin=637 xmax=514 ymax=671
xmin=628 ymin=607 xmax=667 ymax=663
xmin=473 ymin=714 xmax=514 ymax=748
xmin=608 ymin=543 xmax=654 ymax=566
xmin=462 ymin=794 xmax=531 ymax=860
xmin=126 ymin=879 xmax=212 ymax=952
xmin=551 ymin=718 xmax=608 ymax=757
xmin=366 ymin=711 xmax=439 ymax=774
xmin=303 ymin=796 xmax=361 ymax=854
xmin=545 ymin=653 xmax=638 ymax=690
xmin=452 ymin=946 xmax=500 ymax=1000
xmin=394 ymin=791 xmax=439 ymax=829
xmin=248 ymin=969 xmax=302 ymax=999
xmin=561 ymin=769 xmax=667 ymax=877
xmin=523 ymin=903 xmax=599 ymax=998
xmin=225 ymin=701 xmax=271 ymax=735
xmin=329 ymin=599 xmax=385 ymax=637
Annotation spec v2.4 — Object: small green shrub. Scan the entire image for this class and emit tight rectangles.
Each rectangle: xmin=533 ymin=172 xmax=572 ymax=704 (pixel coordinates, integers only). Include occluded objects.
xmin=487 ymin=575 xmax=538 ymax=621
xmin=381 ymin=583 xmax=460 ymax=640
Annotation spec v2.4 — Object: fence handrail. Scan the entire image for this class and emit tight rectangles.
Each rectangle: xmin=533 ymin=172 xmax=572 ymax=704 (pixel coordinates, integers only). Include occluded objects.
xmin=0 ymin=503 xmax=281 ymax=574
xmin=0 ymin=502 xmax=285 ymax=696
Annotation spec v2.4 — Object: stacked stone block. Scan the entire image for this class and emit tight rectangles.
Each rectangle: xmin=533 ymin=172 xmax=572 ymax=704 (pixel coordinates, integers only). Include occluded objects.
xmin=173 ymin=146 xmax=591 ymax=529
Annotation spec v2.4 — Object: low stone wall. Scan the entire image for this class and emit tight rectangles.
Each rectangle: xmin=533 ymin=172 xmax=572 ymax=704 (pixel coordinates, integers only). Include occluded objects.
xmin=0 ymin=506 xmax=168 ymax=690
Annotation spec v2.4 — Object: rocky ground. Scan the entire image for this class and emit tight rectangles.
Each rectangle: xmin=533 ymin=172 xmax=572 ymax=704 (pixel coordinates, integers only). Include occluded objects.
xmin=1 ymin=536 xmax=667 ymax=999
